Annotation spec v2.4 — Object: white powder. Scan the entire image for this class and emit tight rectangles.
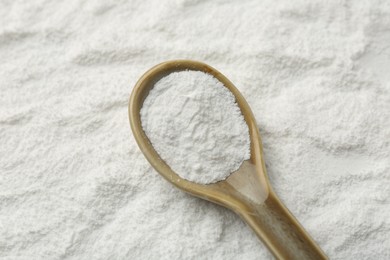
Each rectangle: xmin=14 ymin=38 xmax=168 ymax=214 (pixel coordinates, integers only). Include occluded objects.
xmin=1 ymin=1 xmax=390 ymax=260
xmin=140 ymin=71 xmax=250 ymax=184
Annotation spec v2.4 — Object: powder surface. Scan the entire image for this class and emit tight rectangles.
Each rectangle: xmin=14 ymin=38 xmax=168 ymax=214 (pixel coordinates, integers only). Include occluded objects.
xmin=1 ymin=1 xmax=390 ymax=260
xmin=141 ymin=71 xmax=250 ymax=184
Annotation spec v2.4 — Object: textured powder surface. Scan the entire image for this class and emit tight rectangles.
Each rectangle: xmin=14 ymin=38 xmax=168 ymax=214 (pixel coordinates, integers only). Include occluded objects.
xmin=1 ymin=1 xmax=390 ymax=259
xmin=140 ymin=71 xmax=250 ymax=184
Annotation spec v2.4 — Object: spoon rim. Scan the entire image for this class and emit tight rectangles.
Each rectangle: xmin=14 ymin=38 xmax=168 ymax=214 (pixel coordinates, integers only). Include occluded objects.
xmin=129 ymin=59 xmax=269 ymax=210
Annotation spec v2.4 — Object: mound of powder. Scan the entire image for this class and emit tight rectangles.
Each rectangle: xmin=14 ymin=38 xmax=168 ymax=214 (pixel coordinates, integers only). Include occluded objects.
xmin=1 ymin=1 xmax=390 ymax=259
xmin=140 ymin=71 xmax=250 ymax=184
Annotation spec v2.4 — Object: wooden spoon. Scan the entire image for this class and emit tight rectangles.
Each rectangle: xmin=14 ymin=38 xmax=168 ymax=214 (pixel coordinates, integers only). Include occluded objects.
xmin=129 ymin=60 xmax=327 ymax=260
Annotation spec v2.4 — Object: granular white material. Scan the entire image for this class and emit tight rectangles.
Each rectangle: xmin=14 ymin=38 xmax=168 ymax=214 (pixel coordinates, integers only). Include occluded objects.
xmin=0 ymin=1 xmax=389 ymax=260
xmin=140 ymin=71 xmax=250 ymax=184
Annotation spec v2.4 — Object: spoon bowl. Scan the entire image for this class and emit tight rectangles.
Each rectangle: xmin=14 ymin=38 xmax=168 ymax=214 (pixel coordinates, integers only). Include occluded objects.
xmin=129 ymin=60 xmax=327 ymax=260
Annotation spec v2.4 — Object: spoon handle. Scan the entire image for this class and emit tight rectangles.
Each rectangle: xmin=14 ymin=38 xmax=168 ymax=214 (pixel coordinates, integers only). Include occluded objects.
xmin=239 ymin=191 xmax=327 ymax=260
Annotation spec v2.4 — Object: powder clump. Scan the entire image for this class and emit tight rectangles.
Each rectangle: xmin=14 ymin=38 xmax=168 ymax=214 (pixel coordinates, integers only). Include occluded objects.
xmin=141 ymin=70 xmax=250 ymax=184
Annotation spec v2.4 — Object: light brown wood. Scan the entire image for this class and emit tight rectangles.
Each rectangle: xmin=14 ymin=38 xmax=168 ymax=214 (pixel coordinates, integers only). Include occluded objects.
xmin=129 ymin=60 xmax=328 ymax=260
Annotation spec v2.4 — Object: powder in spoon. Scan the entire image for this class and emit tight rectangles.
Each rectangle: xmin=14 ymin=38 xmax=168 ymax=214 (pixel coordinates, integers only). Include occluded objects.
xmin=140 ymin=70 xmax=250 ymax=184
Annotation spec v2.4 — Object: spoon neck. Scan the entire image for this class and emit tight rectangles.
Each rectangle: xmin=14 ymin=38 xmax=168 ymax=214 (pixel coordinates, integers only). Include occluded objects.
xmin=238 ymin=191 xmax=327 ymax=260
